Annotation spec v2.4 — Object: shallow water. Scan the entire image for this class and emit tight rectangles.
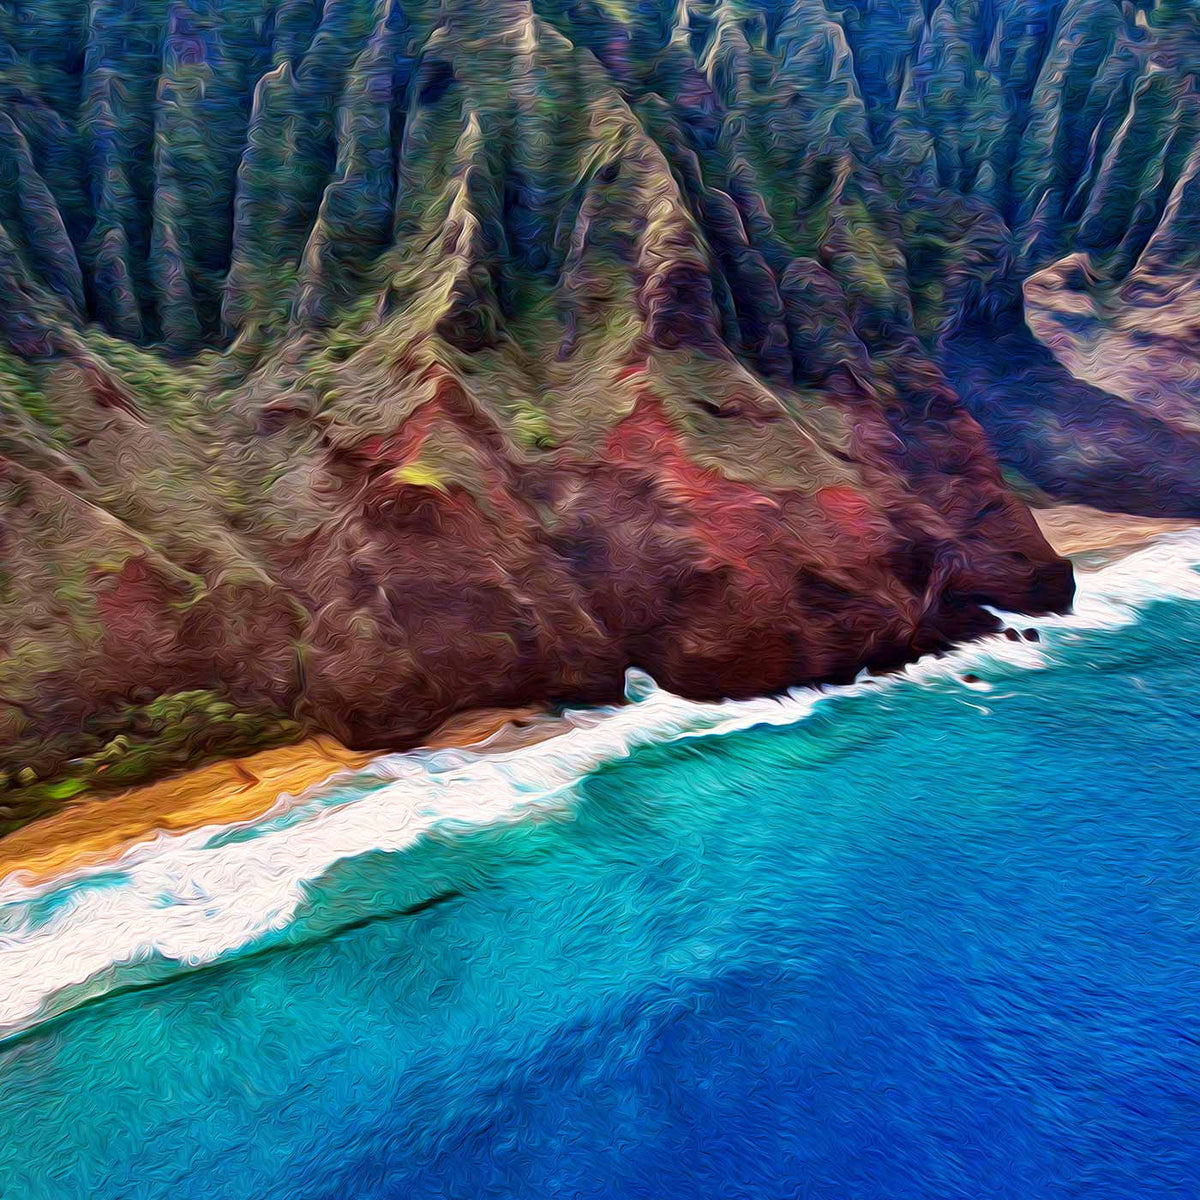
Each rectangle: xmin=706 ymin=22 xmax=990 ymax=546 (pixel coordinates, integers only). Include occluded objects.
xmin=2 ymin=537 xmax=1199 ymax=1199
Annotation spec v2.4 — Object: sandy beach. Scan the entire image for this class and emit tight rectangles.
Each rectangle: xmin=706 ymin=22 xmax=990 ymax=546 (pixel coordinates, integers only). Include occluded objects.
xmin=1 ymin=503 xmax=1193 ymax=890
xmin=1032 ymin=503 xmax=1197 ymax=562
xmin=0 ymin=736 xmax=375 ymax=887
xmin=0 ymin=707 xmax=573 ymax=887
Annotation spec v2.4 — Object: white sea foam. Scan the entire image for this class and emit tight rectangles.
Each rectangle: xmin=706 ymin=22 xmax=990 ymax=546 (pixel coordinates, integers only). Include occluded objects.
xmin=2 ymin=529 xmax=1199 ymax=1040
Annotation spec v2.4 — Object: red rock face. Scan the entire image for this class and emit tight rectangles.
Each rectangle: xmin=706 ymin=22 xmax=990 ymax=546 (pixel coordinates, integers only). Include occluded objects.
xmin=270 ymin=374 xmax=1072 ymax=749
xmin=0 ymin=326 xmax=1073 ymax=757
xmin=283 ymin=389 xmax=622 ymax=746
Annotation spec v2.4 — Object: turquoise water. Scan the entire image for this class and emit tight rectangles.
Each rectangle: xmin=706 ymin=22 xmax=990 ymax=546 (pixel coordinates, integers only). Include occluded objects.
xmin=1 ymin=539 xmax=1199 ymax=1198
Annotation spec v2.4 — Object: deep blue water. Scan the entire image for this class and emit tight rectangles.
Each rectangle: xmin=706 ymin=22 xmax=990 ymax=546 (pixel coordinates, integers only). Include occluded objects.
xmin=1 ymin=550 xmax=1199 ymax=1199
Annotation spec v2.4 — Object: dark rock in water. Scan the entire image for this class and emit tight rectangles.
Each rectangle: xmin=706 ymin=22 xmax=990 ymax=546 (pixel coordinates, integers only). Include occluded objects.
xmin=1024 ymin=628 xmax=1042 ymax=643
xmin=962 ymin=674 xmax=982 ymax=685
xmin=1004 ymin=628 xmax=1021 ymax=642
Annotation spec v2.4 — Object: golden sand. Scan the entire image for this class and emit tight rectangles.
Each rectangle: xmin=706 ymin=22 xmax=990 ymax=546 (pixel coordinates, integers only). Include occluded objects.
xmin=0 ymin=706 xmax=568 ymax=888
xmin=0 ymin=736 xmax=375 ymax=886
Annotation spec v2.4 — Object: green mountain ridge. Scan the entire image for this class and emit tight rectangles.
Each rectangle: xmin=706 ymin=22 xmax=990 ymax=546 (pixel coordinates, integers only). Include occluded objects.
xmin=2 ymin=0 xmax=1194 ymax=360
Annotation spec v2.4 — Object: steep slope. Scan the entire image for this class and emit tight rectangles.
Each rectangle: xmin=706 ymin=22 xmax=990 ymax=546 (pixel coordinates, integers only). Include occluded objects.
xmin=19 ymin=0 xmax=1194 ymax=793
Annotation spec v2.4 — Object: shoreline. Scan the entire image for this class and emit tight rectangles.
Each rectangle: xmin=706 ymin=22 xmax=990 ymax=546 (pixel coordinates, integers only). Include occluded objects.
xmin=0 ymin=706 xmax=580 ymax=889
xmin=1 ymin=503 xmax=1194 ymax=889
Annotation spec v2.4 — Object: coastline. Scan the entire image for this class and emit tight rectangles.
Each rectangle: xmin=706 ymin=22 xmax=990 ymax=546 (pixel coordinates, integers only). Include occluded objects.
xmin=0 ymin=707 xmax=576 ymax=888
xmin=1 ymin=503 xmax=1194 ymax=890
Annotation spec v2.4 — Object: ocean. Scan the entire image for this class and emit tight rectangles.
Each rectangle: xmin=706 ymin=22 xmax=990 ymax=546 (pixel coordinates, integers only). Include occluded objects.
xmin=1 ymin=535 xmax=1199 ymax=1199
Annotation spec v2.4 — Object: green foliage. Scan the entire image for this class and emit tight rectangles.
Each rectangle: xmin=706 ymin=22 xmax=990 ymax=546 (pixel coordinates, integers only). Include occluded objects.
xmin=82 ymin=331 xmax=198 ymax=415
xmin=511 ymin=405 xmax=557 ymax=451
xmin=0 ymin=351 xmax=58 ymax=434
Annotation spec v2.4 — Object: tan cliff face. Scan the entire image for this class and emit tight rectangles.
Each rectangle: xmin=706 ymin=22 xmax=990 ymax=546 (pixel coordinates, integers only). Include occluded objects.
xmin=18 ymin=0 xmax=1200 ymax=781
